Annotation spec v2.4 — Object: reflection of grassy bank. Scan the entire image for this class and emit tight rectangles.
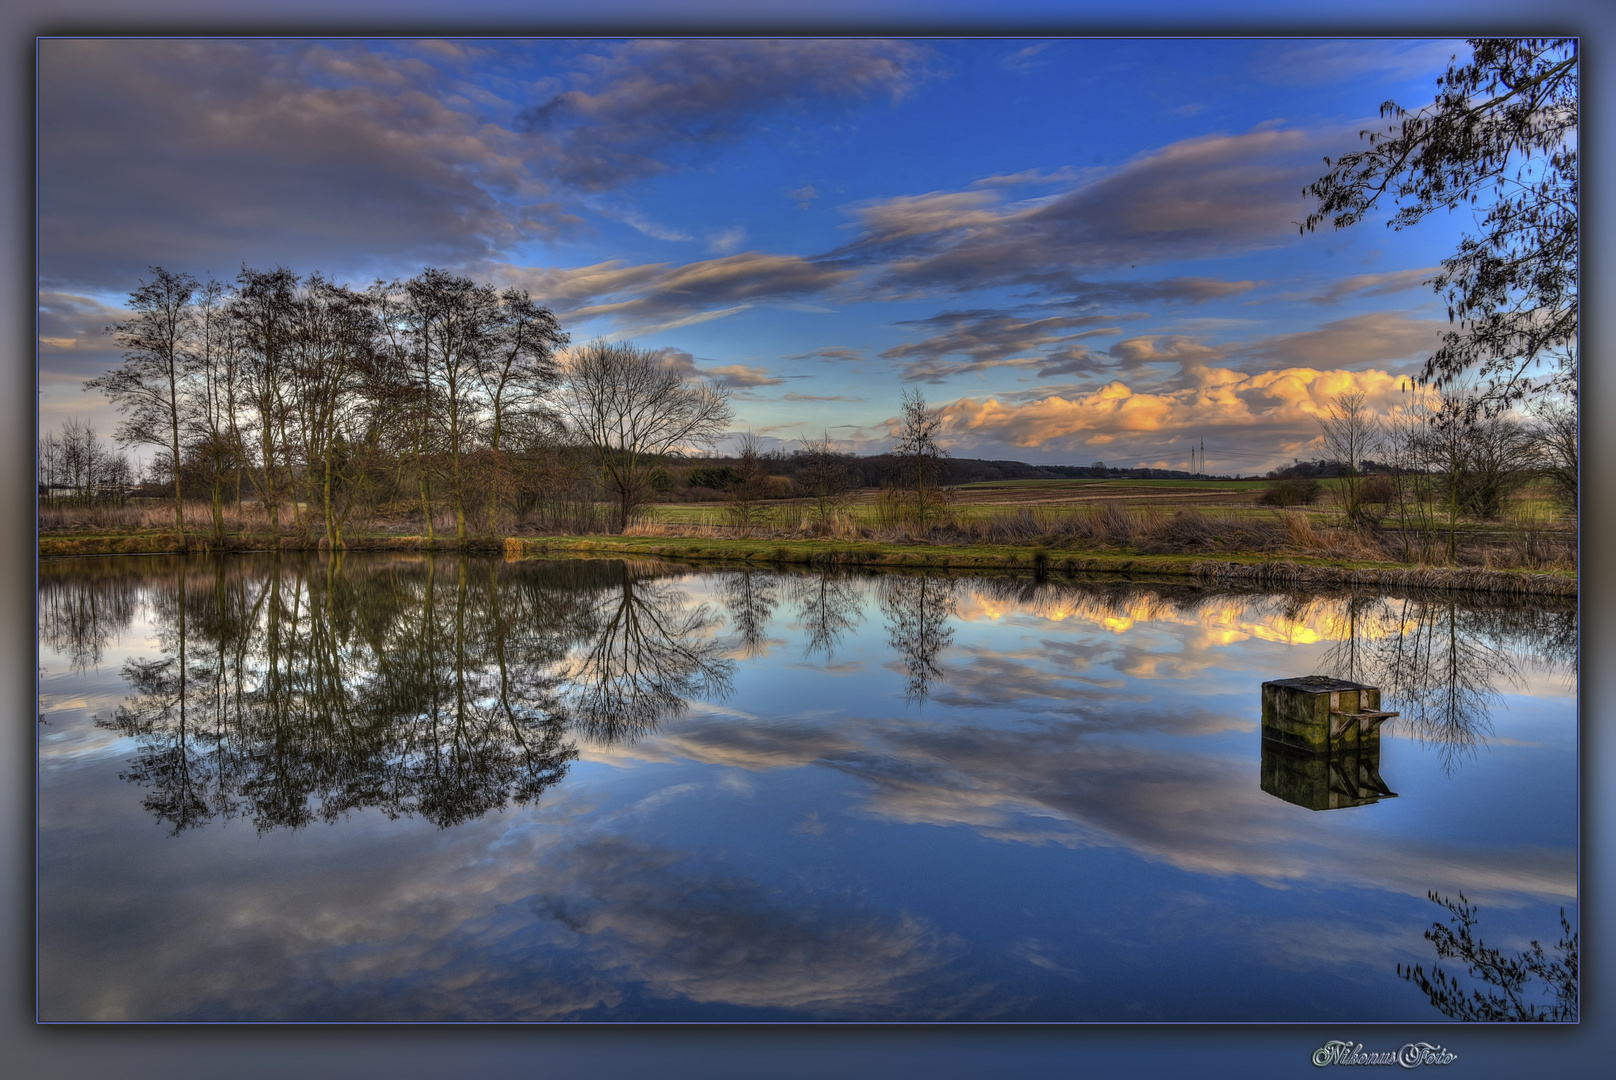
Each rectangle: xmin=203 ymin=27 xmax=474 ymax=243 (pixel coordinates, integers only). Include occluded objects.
xmin=40 ymin=530 xmax=1576 ymax=596
xmin=504 ymin=536 xmax=1575 ymax=597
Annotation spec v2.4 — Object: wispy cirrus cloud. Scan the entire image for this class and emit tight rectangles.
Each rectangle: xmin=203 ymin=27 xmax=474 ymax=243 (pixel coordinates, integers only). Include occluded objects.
xmin=515 ymin=39 xmax=940 ymax=190
xmin=1239 ymin=311 xmax=1446 ymax=369
xmin=507 ymin=252 xmax=856 ymax=333
xmin=878 ymin=310 xmax=1134 ymax=383
xmin=706 ymin=226 xmax=747 ymax=254
xmin=39 ymin=38 xmax=937 ymax=291
xmin=650 ymin=347 xmax=784 ymax=389
xmin=781 ymin=346 xmax=865 ymax=364
xmin=1303 ymin=266 xmax=1440 ymax=305
xmin=1249 ymin=39 xmax=1463 ymax=87
xmin=835 ymin=126 xmax=1339 ymax=297
xmin=37 ymin=292 xmax=127 ymax=354
xmin=39 ymin=40 xmax=572 ymax=290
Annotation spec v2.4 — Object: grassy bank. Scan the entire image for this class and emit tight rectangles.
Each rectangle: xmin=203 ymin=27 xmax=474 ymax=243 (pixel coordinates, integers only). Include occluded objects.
xmin=39 ymin=529 xmax=1575 ymax=597
xmin=37 ymin=533 xmax=507 ymax=557
xmin=504 ymin=535 xmax=1575 ymax=598
xmin=39 ymin=477 xmax=1576 ymax=596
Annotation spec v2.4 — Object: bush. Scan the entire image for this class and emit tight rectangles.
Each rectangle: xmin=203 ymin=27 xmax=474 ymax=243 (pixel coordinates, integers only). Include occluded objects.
xmin=687 ymin=465 xmax=737 ymax=490
xmin=1258 ymin=477 xmax=1322 ymax=506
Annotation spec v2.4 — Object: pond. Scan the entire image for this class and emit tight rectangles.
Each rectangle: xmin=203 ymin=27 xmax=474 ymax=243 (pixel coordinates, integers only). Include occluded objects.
xmin=36 ymin=553 xmax=1578 ymax=1022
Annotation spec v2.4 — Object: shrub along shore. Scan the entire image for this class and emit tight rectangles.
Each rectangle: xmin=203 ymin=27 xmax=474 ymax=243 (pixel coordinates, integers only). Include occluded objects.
xmin=36 ymin=530 xmax=1574 ymax=598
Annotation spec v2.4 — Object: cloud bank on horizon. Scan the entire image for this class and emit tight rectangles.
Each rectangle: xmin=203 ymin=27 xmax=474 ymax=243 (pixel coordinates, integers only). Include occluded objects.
xmin=39 ymin=37 xmax=1477 ymax=473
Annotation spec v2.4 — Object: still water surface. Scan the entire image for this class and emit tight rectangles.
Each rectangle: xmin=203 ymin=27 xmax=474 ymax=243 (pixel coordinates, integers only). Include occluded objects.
xmin=37 ymin=553 xmax=1577 ymax=1021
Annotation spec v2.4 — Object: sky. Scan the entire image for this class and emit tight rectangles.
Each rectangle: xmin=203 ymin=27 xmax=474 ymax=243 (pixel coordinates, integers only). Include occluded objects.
xmin=37 ymin=37 xmax=1486 ymax=474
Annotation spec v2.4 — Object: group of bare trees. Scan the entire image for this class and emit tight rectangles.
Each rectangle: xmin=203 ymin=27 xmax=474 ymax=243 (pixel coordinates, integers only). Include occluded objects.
xmin=77 ymin=267 xmax=746 ymax=546
xmin=1316 ymin=388 xmax=1575 ymax=564
xmin=38 ymin=417 xmax=137 ymax=505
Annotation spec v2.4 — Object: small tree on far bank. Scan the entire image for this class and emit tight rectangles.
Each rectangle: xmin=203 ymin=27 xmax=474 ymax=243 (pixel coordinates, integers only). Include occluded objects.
xmin=725 ymin=431 xmax=771 ymax=537
xmin=557 ymin=340 xmax=733 ymax=534
xmin=1453 ymin=411 xmax=1536 ymax=520
xmin=1316 ymin=391 xmax=1381 ymax=525
xmin=1532 ymin=399 xmax=1577 ymax=515
xmin=891 ymin=386 xmax=950 ymax=532
xmin=801 ymin=430 xmax=852 ymax=527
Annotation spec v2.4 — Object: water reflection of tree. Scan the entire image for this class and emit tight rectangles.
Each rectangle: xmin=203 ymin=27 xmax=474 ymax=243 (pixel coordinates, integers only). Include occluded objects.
xmin=789 ymin=571 xmax=864 ymax=661
xmin=38 ymin=558 xmax=152 ymax=672
xmin=878 ymin=573 xmax=957 ymax=704
xmin=1398 ymin=891 xmax=1577 ymax=1021
xmin=90 ymin=554 xmax=732 ymax=832
xmin=566 ymin=573 xmax=734 ymax=745
xmin=718 ymin=569 xmax=779 ymax=660
xmin=1318 ymin=595 xmax=1574 ymax=773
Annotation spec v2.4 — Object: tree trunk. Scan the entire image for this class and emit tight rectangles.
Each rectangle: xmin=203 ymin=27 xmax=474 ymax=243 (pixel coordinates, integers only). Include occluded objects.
xmin=211 ymin=473 xmax=224 ymax=546
xmin=323 ymin=444 xmax=342 ymax=550
xmin=170 ymin=413 xmax=186 ymax=544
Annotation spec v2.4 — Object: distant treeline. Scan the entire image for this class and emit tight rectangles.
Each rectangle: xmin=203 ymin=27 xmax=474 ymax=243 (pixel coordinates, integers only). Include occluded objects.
xmin=657 ymin=452 xmax=1226 ymax=503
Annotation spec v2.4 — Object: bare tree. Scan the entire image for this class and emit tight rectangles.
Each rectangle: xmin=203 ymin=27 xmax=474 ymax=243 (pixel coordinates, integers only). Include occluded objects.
xmin=1316 ymin=391 xmax=1381 ymax=525
xmin=88 ymin=267 xmax=198 ymax=538
xmin=891 ymin=385 xmax=950 ymax=532
xmin=725 ymin=431 xmax=771 ymax=536
xmin=288 ymin=275 xmax=380 ymax=549
xmin=232 ymin=266 xmax=299 ymax=532
xmin=1382 ymin=401 xmax=1442 ymax=563
xmin=556 ymin=341 xmax=732 ymax=534
xmin=476 ymin=288 xmax=567 ymax=535
xmin=1454 ymin=411 xmax=1536 ymax=520
xmin=406 ymin=269 xmax=502 ymax=547
xmin=190 ymin=277 xmax=244 ymax=542
xmin=38 ymin=429 xmax=60 ymax=503
xmin=800 ymin=430 xmax=852 ymax=528
xmin=40 ymin=417 xmax=120 ymax=505
xmin=1426 ymin=392 xmax=1473 ymax=564
xmin=1531 ymin=399 xmax=1577 ymax=514
xmin=367 ymin=278 xmax=436 ymax=539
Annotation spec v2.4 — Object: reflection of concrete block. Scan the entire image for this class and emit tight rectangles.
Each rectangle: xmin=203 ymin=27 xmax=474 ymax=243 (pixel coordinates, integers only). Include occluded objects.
xmin=1260 ymin=736 xmax=1397 ymax=811
xmin=1261 ymin=675 xmax=1396 ymax=753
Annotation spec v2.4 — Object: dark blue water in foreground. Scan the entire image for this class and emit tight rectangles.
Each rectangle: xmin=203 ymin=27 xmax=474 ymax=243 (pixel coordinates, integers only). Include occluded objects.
xmin=37 ymin=554 xmax=1577 ymax=1022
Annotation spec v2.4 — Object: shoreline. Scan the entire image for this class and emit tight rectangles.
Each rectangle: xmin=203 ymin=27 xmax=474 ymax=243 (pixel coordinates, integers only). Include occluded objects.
xmin=36 ymin=531 xmax=1577 ymax=598
xmin=503 ymin=536 xmax=1575 ymax=597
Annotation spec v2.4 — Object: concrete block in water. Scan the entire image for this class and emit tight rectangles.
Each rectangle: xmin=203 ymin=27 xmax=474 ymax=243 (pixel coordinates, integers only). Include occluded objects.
xmin=1261 ymin=675 xmax=1397 ymax=753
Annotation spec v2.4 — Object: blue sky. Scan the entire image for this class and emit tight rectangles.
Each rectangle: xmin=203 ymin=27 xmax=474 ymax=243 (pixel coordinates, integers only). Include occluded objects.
xmin=39 ymin=37 xmax=1485 ymax=473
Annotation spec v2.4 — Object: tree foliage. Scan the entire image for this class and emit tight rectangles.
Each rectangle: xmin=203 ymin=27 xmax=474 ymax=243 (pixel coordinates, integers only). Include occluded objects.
xmin=1304 ymin=38 xmax=1578 ymax=409
xmin=1399 ymin=891 xmax=1577 ymax=1021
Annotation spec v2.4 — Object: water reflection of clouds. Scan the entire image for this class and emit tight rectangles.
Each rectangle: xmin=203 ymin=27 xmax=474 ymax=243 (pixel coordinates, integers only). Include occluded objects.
xmin=635 ymin=712 xmax=1574 ymax=907
xmin=926 ymin=648 xmax=1131 ymax=710
xmin=954 ymin=589 xmax=1326 ymax=650
xmin=43 ymin=796 xmax=980 ymax=1020
xmin=38 ymin=559 xmax=1577 ymax=1021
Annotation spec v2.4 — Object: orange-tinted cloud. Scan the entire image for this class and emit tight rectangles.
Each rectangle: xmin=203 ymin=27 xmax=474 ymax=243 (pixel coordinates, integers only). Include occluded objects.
xmin=933 ymin=363 xmax=1429 ymax=468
